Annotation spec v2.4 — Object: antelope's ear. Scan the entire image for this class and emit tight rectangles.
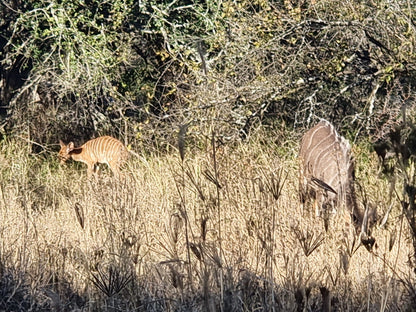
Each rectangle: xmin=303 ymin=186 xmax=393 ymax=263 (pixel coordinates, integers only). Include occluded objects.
xmin=68 ymin=142 xmax=75 ymax=151
xmin=59 ymin=140 xmax=65 ymax=147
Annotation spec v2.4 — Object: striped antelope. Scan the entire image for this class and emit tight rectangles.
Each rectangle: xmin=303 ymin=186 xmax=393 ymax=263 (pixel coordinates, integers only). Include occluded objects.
xmin=299 ymin=120 xmax=375 ymax=246
xmin=59 ymin=136 xmax=129 ymax=177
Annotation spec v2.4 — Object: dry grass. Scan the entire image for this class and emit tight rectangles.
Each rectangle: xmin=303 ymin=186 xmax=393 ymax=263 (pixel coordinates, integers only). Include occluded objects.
xmin=0 ymin=135 xmax=414 ymax=311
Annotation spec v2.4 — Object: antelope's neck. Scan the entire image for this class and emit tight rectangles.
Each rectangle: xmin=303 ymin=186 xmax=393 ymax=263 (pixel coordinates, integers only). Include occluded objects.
xmin=70 ymin=147 xmax=88 ymax=163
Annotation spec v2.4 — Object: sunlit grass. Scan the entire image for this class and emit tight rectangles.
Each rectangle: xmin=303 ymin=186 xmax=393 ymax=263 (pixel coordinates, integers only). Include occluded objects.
xmin=0 ymin=135 xmax=413 ymax=311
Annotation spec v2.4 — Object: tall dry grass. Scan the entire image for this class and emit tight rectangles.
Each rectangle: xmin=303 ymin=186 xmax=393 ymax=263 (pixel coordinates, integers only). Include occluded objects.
xmin=0 ymin=133 xmax=414 ymax=311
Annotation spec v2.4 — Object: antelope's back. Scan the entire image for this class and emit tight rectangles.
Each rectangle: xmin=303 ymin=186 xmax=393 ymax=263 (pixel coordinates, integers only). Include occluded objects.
xmin=299 ymin=121 xmax=376 ymax=249
xmin=299 ymin=120 xmax=353 ymax=203
xmin=82 ymin=136 xmax=127 ymax=164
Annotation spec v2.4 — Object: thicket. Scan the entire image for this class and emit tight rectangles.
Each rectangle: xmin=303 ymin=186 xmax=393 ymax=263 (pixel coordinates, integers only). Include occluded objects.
xmin=1 ymin=0 xmax=416 ymax=148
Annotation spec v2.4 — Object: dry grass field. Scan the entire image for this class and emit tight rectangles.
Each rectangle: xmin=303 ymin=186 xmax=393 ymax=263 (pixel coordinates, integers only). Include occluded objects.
xmin=0 ymin=133 xmax=414 ymax=311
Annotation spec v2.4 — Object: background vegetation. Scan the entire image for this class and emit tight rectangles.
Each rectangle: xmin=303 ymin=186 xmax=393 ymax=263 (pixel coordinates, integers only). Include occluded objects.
xmin=2 ymin=0 xmax=416 ymax=146
xmin=1 ymin=0 xmax=416 ymax=310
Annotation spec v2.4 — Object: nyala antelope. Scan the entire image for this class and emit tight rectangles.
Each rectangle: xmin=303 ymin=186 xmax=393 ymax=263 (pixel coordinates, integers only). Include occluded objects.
xmin=59 ymin=136 xmax=128 ymax=177
xmin=299 ymin=120 xmax=375 ymax=248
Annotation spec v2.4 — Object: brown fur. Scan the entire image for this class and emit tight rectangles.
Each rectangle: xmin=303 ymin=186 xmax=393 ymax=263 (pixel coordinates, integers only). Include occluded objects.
xmin=299 ymin=120 xmax=366 ymax=235
xmin=58 ymin=136 xmax=128 ymax=177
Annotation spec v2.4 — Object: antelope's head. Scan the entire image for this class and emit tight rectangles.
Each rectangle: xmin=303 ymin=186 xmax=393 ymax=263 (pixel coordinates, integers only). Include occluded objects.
xmin=58 ymin=140 xmax=75 ymax=164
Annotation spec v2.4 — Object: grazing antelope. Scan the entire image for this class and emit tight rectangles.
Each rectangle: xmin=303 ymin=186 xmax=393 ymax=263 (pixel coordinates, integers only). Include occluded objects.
xmin=299 ymin=120 xmax=375 ymax=247
xmin=59 ymin=136 xmax=128 ymax=177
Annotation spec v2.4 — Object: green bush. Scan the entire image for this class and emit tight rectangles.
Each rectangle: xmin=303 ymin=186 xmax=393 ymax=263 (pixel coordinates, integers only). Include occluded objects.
xmin=1 ymin=0 xmax=416 ymax=148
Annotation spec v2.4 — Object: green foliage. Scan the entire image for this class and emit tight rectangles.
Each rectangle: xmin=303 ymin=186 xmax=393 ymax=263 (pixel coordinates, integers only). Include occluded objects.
xmin=1 ymin=0 xmax=140 ymax=143
xmin=1 ymin=0 xmax=416 ymax=148
xmin=9 ymin=0 xmax=134 ymax=81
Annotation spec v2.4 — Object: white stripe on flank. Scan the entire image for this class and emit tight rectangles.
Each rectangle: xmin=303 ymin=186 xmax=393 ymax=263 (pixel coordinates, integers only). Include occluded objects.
xmin=299 ymin=120 xmax=354 ymax=210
